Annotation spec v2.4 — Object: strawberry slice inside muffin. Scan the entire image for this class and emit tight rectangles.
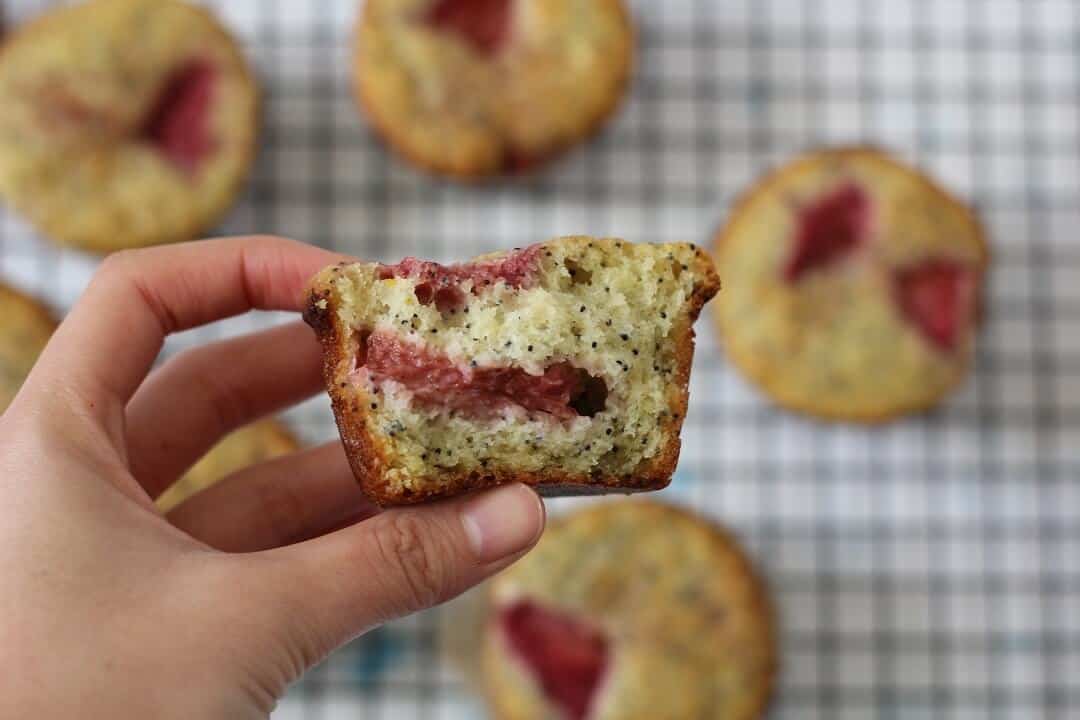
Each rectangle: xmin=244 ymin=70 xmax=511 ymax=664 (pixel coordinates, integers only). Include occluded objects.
xmin=359 ymin=331 xmax=607 ymax=420
xmin=140 ymin=60 xmax=217 ymax=173
xmin=379 ymin=245 xmax=541 ymax=312
xmin=785 ymin=183 xmax=871 ymax=282
xmin=423 ymin=0 xmax=512 ymax=56
xmin=305 ymin=236 xmax=719 ymax=504
xmin=500 ymin=601 xmax=608 ymax=720
xmin=894 ymin=261 xmax=974 ymax=351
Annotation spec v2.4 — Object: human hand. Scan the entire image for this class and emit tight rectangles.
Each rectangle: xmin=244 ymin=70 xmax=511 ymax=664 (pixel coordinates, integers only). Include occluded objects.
xmin=0 ymin=236 xmax=545 ymax=718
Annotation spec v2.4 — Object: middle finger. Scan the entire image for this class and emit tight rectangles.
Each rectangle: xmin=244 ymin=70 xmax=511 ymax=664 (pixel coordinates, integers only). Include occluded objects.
xmin=126 ymin=321 xmax=324 ymax=498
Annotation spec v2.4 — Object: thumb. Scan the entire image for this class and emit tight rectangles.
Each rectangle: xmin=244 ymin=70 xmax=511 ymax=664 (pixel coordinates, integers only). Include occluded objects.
xmin=246 ymin=483 xmax=545 ymax=672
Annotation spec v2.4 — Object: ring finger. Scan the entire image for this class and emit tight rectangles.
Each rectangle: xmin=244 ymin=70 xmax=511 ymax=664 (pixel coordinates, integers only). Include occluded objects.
xmin=167 ymin=441 xmax=377 ymax=552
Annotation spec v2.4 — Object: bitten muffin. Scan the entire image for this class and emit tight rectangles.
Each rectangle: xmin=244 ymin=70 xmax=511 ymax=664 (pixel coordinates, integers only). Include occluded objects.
xmin=712 ymin=147 xmax=989 ymax=422
xmin=156 ymin=419 xmax=299 ymax=512
xmin=354 ymin=0 xmax=634 ymax=178
xmin=483 ymin=501 xmax=776 ymax=720
xmin=0 ymin=282 xmax=57 ymax=412
xmin=0 ymin=0 xmax=259 ymax=252
xmin=305 ymin=236 xmax=719 ymax=506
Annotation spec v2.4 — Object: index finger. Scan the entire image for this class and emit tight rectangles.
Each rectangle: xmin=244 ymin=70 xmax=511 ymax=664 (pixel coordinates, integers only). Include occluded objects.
xmin=29 ymin=235 xmax=346 ymax=441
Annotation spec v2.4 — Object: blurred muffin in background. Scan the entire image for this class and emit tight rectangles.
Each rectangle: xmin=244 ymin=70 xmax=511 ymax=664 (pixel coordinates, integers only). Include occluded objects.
xmin=483 ymin=501 xmax=775 ymax=720
xmin=156 ymin=419 xmax=299 ymax=513
xmin=712 ymin=147 xmax=989 ymax=422
xmin=354 ymin=0 xmax=634 ymax=179
xmin=0 ymin=282 xmax=57 ymax=412
xmin=0 ymin=0 xmax=259 ymax=252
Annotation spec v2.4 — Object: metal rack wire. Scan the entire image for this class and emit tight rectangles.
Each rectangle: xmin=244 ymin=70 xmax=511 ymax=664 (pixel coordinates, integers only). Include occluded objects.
xmin=2 ymin=1 xmax=1078 ymax=717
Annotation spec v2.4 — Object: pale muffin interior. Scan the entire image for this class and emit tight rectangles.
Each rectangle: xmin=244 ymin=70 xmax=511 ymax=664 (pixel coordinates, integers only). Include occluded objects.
xmin=321 ymin=237 xmax=713 ymax=496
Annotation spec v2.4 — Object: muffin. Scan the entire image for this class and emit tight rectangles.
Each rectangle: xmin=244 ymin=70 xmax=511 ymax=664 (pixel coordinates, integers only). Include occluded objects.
xmin=483 ymin=501 xmax=776 ymax=720
xmin=354 ymin=0 xmax=634 ymax=178
xmin=0 ymin=282 xmax=58 ymax=412
xmin=712 ymin=147 xmax=989 ymax=422
xmin=0 ymin=0 xmax=259 ymax=252
xmin=156 ymin=419 xmax=299 ymax=512
xmin=304 ymin=236 xmax=720 ymax=505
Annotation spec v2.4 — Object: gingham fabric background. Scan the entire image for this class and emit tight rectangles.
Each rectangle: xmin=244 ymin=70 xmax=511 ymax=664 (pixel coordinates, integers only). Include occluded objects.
xmin=2 ymin=1 xmax=1078 ymax=718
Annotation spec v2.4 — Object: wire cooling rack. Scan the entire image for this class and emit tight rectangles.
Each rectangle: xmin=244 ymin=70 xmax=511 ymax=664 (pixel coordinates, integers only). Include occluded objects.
xmin=2 ymin=1 xmax=1079 ymax=717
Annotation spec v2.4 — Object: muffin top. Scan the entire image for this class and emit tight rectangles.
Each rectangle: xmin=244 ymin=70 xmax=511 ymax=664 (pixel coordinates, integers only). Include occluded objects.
xmin=484 ymin=501 xmax=775 ymax=720
xmin=355 ymin=0 xmax=633 ymax=177
xmin=713 ymin=147 xmax=988 ymax=422
xmin=0 ymin=0 xmax=258 ymax=251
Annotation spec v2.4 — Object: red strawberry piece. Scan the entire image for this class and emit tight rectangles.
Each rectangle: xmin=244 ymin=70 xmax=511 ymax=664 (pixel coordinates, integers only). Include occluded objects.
xmin=503 ymin=145 xmax=543 ymax=174
xmin=500 ymin=601 xmax=609 ymax=720
xmin=894 ymin=261 xmax=974 ymax=351
xmin=140 ymin=60 xmax=217 ymax=173
xmin=378 ymin=245 xmax=542 ymax=313
xmin=785 ymin=183 xmax=871 ymax=282
xmin=361 ymin=331 xmax=606 ymax=419
xmin=424 ymin=0 xmax=513 ymax=56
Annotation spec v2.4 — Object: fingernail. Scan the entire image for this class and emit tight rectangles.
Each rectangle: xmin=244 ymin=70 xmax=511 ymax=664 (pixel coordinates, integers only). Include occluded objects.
xmin=461 ymin=484 xmax=545 ymax=563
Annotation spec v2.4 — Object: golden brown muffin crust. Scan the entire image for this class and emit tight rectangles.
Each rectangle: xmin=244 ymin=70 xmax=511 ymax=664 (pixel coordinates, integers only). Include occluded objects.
xmin=484 ymin=500 xmax=777 ymax=720
xmin=354 ymin=0 xmax=634 ymax=178
xmin=712 ymin=147 xmax=989 ymax=423
xmin=0 ymin=0 xmax=259 ymax=252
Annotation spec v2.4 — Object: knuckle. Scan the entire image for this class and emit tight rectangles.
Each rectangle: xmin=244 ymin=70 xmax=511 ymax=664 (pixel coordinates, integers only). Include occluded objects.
xmin=92 ymin=248 xmax=182 ymax=334
xmin=187 ymin=364 xmax=254 ymax=436
xmin=371 ymin=513 xmax=447 ymax=613
xmin=92 ymin=249 xmax=139 ymax=285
